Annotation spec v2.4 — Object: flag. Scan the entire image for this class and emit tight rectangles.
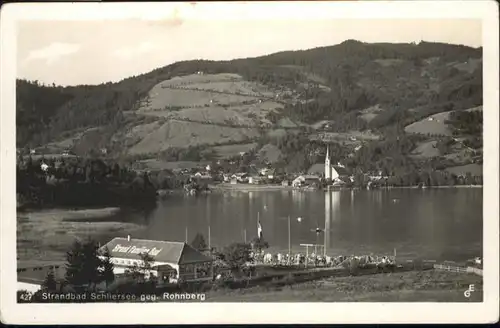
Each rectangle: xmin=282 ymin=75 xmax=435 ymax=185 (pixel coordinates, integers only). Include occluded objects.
xmin=257 ymin=220 xmax=263 ymax=239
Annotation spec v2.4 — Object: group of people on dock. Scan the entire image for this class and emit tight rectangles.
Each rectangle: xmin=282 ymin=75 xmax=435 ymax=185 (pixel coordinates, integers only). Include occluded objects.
xmin=250 ymin=251 xmax=397 ymax=269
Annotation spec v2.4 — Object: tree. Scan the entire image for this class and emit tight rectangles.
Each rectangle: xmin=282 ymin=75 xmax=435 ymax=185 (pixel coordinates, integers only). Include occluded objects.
xmin=126 ymin=252 xmax=155 ymax=282
xmin=99 ymin=247 xmax=115 ymax=288
xmin=250 ymin=236 xmax=269 ymax=253
xmin=42 ymin=270 xmax=57 ymax=291
xmin=190 ymin=233 xmax=207 ymax=251
xmin=64 ymin=239 xmax=103 ymax=291
xmin=221 ymin=242 xmax=253 ymax=274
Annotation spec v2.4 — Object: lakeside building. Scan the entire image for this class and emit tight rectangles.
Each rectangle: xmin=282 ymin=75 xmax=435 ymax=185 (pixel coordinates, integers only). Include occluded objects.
xmin=99 ymin=237 xmax=214 ymax=283
xmin=292 ymin=175 xmax=320 ymax=187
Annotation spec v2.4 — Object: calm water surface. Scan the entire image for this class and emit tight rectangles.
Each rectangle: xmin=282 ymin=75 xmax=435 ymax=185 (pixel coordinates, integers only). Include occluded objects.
xmin=110 ymin=189 xmax=482 ymax=261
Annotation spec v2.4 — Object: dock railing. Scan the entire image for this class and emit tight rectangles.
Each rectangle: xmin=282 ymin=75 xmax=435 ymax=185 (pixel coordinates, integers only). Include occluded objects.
xmin=433 ymin=264 xmax=483 ymax=276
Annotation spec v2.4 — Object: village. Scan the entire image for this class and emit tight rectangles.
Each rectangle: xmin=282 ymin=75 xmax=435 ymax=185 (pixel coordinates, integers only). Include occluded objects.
xmin=149 ymin=146 xmax=389 ymax=195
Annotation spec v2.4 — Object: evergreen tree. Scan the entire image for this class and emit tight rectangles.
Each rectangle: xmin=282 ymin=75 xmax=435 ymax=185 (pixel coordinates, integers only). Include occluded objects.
xmin=190 ymin=233 xmax=207 ymax=251
xmin=251 ymin=236 xmax=269 ymax=253
xmin=99 ymin=247 xmax=115 ymax=288
xmin=42 ymin=270 xmax=57 ymax=291
xmin=64 ymin=239 xmax=102 ymax=291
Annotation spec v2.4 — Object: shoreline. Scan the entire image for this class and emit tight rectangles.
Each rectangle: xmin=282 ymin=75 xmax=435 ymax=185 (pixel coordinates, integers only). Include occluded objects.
xmin=209 ymin=183 xmax=483 ymax=192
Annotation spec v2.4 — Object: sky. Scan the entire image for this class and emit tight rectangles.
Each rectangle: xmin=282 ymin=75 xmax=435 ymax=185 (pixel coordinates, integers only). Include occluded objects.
xmin=15 ymin=3 xmax=482 ymax=86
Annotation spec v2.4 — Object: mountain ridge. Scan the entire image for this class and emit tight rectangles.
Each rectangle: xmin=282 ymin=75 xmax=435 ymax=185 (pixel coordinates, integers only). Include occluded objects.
xmin=16 ymin=40 xmax=483 ymax=175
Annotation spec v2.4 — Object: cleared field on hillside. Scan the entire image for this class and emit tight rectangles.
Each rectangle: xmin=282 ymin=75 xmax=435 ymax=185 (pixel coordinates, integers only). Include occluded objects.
xmin=311 ymin=130 xmax=380 ymax=144
xmin=135 ymin=159 xmax=205 ymax=171
xmin=45 ymin=127 xmax=102 ymax=152
xmin=277 ymin=117 xmax=298 ymax=128
xmin=178 ymin=81 xmax=275 ymax=98
xmin=139 ymin=102 xmax=283 ymax=127
xmin=404 ymin=111 xmax=453 ymax=136
xmin=445 ymin=164 xmax=483 ymax=176
xmin=170 ymin=106 xmax=256 ymax=126
xmin=410 ymin=140 xmax=440 ymax=158
xmin=128 ymin=120 xmax=260 ymax=155
xmin=137 ymin=74 xmax=285 ymax=129
xmin=451 ymin=58 xmax=482 ymax=74
xmin=374 ymin=58 xmax=406 ymax=67
xmin=22 ymin=154 xmax=77 ymax=161
xmin=466 ymin=105 xmax=483 ymax=112
xmin=211 ymin=143 xmax=258 ymax=159
xmin=121 ymin=121 xmax=163 ymax=147
xmin=141 ymin=89 xmax=258 ymax=110
xmin=120 ymin=73 xmax=299 ymax=156
xmin=160 ymin=73 xmax=242 ymax=86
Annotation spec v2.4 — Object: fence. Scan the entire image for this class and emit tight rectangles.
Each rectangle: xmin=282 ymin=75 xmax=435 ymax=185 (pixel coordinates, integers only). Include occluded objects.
xmin=433 ymin=264 xmax=483 ymax=276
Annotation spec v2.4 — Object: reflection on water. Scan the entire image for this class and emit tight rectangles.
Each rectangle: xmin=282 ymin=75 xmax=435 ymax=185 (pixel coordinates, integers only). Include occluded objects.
xmin=116 ymin=189 xmax=482 ymax=261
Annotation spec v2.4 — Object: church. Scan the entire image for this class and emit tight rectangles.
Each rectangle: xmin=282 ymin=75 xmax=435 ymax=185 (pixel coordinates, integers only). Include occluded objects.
xmin=308 ymin=145 xmax=350 ymax=181
xmin=324 ymin=145 xmax=337 ymax=180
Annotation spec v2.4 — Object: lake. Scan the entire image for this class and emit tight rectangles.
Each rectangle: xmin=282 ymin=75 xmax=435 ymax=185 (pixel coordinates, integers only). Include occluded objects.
xmin=110 ymin=188 xmax=482 ymax=262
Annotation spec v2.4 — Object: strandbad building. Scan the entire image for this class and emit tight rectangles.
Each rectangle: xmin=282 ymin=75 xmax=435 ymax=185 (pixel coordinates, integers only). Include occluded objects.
xmin=99 ymin=237 xmax=214 ymax=283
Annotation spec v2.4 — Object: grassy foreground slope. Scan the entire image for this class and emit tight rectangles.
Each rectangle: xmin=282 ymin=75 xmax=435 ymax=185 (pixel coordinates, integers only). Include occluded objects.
xmin=207 ymin=270 xmax=483 ymax=302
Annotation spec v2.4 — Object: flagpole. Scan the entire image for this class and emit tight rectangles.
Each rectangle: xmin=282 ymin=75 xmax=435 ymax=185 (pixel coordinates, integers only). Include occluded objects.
xmin=288 ymin=215 xmax=291 ymax=256
xmin=207 ymin=197 xmax=211 ymax=251
xmin=208 ymin=225 xmax=211 ymax=250
xmin=244 ymin=229 xmax=247 ymax=243
xmin=257 ymin=211 xmax=260 ymax=239
xmin=185 ymin=226 xmax=188 ymax=243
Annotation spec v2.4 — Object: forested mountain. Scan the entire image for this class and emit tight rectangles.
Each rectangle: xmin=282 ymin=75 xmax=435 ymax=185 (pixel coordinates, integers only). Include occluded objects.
xmin=16 ymin=40 xmax=483 ymax=176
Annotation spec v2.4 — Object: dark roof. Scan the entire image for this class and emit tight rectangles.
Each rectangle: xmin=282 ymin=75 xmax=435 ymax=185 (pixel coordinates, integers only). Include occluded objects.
xmin=152 ymin=264 xmax=176 ymax=272
xmin=100 ymin=238 xmax=213 ymax=265
xmin=332 ymin=165 xmax=350 ymax=176
xmin=308 ymin=164 xmax=324 ymax=175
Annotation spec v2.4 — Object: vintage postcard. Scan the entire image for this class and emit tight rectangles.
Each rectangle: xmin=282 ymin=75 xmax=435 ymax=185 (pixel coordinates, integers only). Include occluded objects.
xmin=0 ymin=0 xmax=498 ymax=324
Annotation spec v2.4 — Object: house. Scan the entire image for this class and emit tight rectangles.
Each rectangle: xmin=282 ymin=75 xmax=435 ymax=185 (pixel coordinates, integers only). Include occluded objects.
xmin=292 ymin=175 xmax=320 ymax=187
xmin=233 ymin=173 xmax=249 ymax=183
xmin=40 ymin=162 xmax=49 ymax=172
xmin=99 ymin=237 xmax=214 ymax=283
xmin=331 ymin=165 xmax=350 ymax=181
xmin=259 ymin=168 xmax=269 ymax=176
xmin=248 ymin=176 xmax=263 ymax=184
xmin=281 ymin=180 xmax=290 ymax=186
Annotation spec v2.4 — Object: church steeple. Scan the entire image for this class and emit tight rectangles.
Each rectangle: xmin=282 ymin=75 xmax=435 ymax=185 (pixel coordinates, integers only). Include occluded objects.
xmin=325 ymin=144 xmax=331 ymax=179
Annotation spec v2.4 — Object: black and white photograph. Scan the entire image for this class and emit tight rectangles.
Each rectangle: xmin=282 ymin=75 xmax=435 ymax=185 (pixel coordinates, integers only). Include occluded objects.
xmin=1 ymin=1 xmax=498 ymax=324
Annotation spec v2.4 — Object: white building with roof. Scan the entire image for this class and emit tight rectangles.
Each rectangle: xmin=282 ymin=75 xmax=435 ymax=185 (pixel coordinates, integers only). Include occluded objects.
xmin=99 ymin=237 xmax=214 ymax=283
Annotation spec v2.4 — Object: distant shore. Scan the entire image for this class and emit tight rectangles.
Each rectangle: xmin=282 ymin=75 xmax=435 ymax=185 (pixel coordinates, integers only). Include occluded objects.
xmin=209 ymin=183 xmax=483 ymax=193
xmin=210 ymin=183 xmax=294 ymax=191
